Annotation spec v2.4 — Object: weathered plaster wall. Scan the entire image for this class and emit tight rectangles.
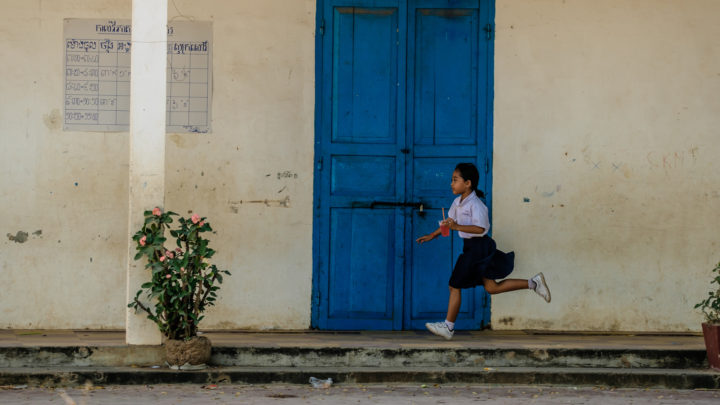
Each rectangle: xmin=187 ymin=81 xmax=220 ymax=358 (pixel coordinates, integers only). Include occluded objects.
xmin=163 ymin=0 xmax=316 ymax=330
xmin=0 ymin=0 xmax=316 ymax=330
xmin=491 ymin=0 xmax=720 ymax=331
xmin=0 ymin=0 xmax=132 ymax=328
xmin=3 ymin=0 xmax=717 ymax=333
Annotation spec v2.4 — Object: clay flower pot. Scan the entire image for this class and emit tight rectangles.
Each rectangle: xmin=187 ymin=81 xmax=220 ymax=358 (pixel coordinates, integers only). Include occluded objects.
xmin=701 ymin=323 xmax=720 ymax=371
xmin=165 ymin=336 xmax=212 ymax=370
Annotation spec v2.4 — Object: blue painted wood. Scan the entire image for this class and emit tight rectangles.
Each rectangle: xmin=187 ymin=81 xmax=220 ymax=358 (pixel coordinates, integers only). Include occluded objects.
xmin=414 ymin=9 xmax=477 ymax=146
xmin=315 ymin=0 xmax=406 ymax=330
xmin=328 ymin=209 xmax=396 ymax=324
xmin=331 ymin=156 xmax=397 ymax=197
xmin=332 ymin=9 xmax=397 ymax=144
xmin=313 ymin=0 xmax=494 ymax=330
xmin=404 ymin=0 xmax=492 ymax=331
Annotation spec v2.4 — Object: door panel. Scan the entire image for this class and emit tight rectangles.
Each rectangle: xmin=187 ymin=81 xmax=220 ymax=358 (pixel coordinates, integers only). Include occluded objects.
xmin=413 ymin=157 xmax=473 ymax=198
xmin=408 ymin=209 xmax=461 ymax=319
xmin=331 ymin=155 xmax=397 ymax=198
xmin=329 ymin=209 xmax=396 ymax=319
xmin=414 ymin=9 xmax=478 ymax=146
xmin=332 ymin=7 xmax=398 ymax=144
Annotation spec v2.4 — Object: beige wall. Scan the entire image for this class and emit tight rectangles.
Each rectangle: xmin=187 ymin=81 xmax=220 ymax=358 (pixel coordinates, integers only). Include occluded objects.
xmin=1 ymin=0 xmax=132 ymax=329
xmin=491 ymin=0 xmax=720 ymax=331
xmin=0 ymin=0 xmax=316 ymax=330
xmin=2 ymin=0 xmax=718 ymax=332
xmin=163 ymin=0 xmax=316 ymax=329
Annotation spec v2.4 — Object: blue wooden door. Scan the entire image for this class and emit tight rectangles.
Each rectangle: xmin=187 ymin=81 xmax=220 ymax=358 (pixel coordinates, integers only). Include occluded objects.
xmin=313 ymin=0 xmax=494 ymax=330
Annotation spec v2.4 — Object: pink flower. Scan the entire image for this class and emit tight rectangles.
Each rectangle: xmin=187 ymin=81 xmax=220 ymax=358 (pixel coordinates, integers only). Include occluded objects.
xmin=180 ymin=267 xmax=185 ymax=273
xmin=191 ymin=214 xmax=200 ymax=224
xmin=166 ymin=274 xmax=171 ymax=279
xmin=199 ymin=221 xmax=205 ymax=227
xmin=152 ymin=207 xmax=162 ymax=216
xmin=159 ymin=256 xmax=166 ymax=262
xmin=139 ymin=236 xmax=147 ymax=246
xmin=175 ymin=248 xmax=182 ymax=254
xmin=166 ymin=251 xmax=174 ymax=259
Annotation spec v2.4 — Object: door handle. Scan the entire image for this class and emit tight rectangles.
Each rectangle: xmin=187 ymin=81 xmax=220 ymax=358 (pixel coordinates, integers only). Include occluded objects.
xmin=350 ymin=201 xmax=427 ymax=211
xmin=369 ymin=201 xmax=425 ymax=210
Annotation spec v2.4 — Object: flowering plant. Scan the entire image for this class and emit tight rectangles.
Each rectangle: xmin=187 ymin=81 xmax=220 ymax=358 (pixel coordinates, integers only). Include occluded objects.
xmin=695 ymin=261 xmax=720 ymax=325
xmin=128 ymin=208 xmax=231 ymax=340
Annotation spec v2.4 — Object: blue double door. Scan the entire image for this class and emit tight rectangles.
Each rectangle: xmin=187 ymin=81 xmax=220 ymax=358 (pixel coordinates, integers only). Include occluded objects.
xmin=313 ymin=0 xmax=494 ymax=330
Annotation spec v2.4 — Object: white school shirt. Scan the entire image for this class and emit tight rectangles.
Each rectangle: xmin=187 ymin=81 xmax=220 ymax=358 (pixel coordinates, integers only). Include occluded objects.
xmin=447 ymin=192 xmax=490 ymax=238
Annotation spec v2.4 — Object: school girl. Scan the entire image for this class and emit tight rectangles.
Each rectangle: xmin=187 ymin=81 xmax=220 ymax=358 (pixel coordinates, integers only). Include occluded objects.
xmin=415 ymin=163 xmax=551 ymax=340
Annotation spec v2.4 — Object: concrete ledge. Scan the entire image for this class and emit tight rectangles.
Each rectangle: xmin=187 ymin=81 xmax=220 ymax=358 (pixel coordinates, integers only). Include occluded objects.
xmin=1 ymin=345 xmax=706 ymax=369
xmin=211 ymin=346 xmax=708 ymax=369
xmin=0 ymin=346 xmax=164 ymax=368
xmin=1 ymin=366 xmax=718 ymax=389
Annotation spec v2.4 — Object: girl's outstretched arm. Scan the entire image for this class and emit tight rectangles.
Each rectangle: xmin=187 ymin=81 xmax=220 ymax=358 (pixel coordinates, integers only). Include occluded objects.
xmin=416 ymin=228 xmax=441 ymax=244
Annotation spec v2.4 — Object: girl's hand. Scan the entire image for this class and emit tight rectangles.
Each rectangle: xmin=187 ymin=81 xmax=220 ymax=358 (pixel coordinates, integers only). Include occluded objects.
xmin=416 ymin=233 xmax=436 ymax=244
xmin=443 ymin=218 xmax=458 ymax=230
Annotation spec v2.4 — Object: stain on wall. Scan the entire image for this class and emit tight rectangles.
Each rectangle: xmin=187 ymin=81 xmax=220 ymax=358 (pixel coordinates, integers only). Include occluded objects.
xmin=42 ymin=109 xmax=61 ymax=131
xmin=7 ymin=231 xmax=29 ymax=243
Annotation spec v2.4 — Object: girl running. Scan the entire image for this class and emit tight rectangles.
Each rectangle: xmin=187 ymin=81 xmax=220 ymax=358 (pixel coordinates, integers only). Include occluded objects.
xmin=416 ymin=163 xmax=551 ymax=340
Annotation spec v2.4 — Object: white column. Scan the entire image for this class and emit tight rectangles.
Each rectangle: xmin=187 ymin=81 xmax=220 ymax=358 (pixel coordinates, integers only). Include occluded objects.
xmin=126 ymin=0 xmax=168 ymax=345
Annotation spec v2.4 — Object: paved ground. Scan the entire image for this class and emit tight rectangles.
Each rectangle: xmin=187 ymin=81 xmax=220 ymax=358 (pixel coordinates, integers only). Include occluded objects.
xmin=1 ymin=383 xmax=719 ymax=404
xmin=0 ymin=329 xmax=705 ymax=350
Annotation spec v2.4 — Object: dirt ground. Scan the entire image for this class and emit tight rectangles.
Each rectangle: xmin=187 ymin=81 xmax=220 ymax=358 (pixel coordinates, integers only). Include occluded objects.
xmin=1 ymin=383 xmax=719 ymax=404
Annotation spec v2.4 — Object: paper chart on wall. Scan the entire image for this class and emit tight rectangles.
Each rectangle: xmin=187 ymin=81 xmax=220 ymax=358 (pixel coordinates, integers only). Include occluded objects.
xmin=63 ymin=19 xmax=212 ymax=133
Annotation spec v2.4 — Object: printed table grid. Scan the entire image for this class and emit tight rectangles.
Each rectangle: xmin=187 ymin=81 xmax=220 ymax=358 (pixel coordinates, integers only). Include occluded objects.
xmin=64 ymin=38 xmax=210 ymax=130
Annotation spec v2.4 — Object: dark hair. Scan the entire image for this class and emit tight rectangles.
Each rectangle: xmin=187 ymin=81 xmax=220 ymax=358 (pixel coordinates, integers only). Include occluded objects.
xmin=454 ymin=163 xmax=485 ymax=198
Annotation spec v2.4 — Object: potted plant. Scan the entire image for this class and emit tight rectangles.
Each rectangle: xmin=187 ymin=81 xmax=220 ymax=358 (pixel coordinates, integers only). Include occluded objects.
xmin=695 ymin=261 xmax=720 ymax=370
xmin=128 ymin=208 xmax=231 ymax=369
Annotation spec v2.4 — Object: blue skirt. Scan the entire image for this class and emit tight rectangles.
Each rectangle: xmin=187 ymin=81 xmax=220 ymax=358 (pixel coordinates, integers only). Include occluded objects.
xmin=448 ymin=236 xmax=515 ymax=289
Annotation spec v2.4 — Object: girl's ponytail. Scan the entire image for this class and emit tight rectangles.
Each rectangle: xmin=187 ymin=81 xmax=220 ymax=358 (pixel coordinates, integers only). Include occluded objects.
xmin=454 ymin=163 xmax=485 ymax=199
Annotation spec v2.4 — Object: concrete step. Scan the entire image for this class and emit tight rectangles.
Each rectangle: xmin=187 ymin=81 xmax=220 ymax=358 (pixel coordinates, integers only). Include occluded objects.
xmin=1 ymin=366 xmax=718 ymax=389
xmin=0 ymin=345 xmax=707 ymax=369
xmin=0 ymin=346 xmax=164 ymax=368
xmin=211 ymin=346 xmax=708 ymax=370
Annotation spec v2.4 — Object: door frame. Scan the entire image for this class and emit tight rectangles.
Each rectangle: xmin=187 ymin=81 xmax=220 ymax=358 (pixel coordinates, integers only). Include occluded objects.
xmin=311 ymin=0 xmax=496 ymax=329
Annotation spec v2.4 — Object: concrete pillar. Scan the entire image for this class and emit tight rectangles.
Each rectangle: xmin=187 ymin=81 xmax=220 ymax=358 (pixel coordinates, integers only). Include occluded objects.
xmin=126 ymin=0 xmax=168 ymax=345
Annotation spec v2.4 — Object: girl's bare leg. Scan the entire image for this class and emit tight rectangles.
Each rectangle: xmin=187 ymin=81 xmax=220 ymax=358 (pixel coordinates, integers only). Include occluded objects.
xmin=448 ymin=279 xmax=529 ymax=323
xmin=446 ymin=286 xmax=462 ymax=323
xmin=482 ymin=278 xmax=529 ymax=295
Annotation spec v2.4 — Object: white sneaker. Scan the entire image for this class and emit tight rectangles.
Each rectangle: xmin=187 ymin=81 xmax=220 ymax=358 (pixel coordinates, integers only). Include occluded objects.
xmin=531 ymin=272 xmax=551 ymax=303
xmin=425 ymin=322 xmax=454 ymax=340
